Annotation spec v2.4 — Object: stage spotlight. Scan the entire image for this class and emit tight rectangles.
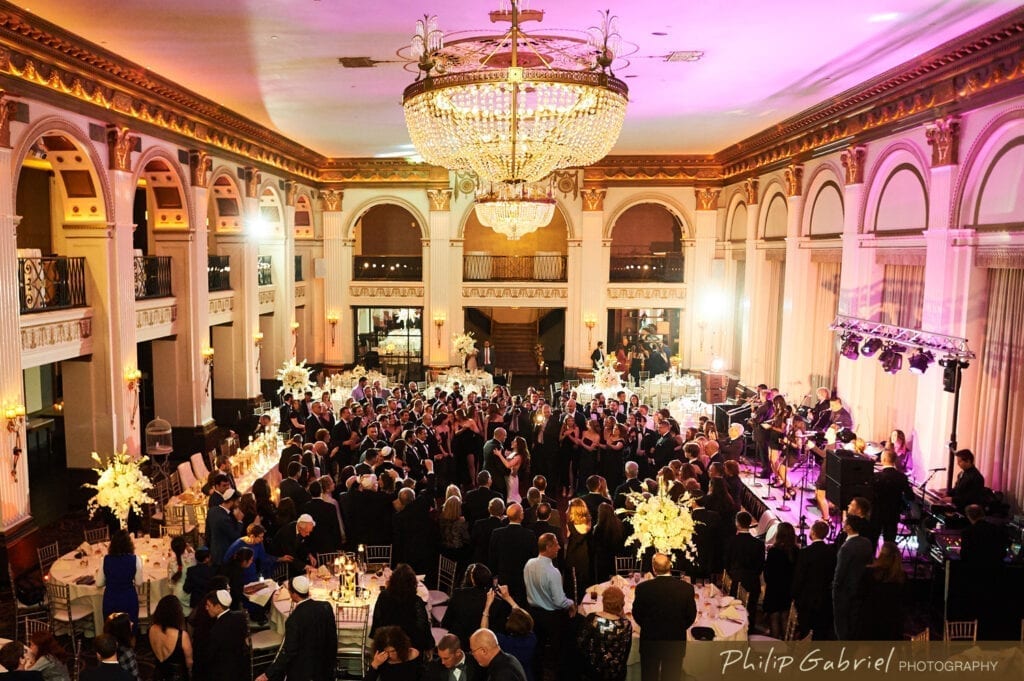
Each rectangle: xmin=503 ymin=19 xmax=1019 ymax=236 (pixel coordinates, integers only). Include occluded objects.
xmin=908 ymin=349 xmax=934 ymax=374
xmin=840 ymin=334 xmax=862 ymax=360
xmin=879 ymin=344 xmax=905 ymax=374
xmin=860 ymin=337 xmax=883 ymax=357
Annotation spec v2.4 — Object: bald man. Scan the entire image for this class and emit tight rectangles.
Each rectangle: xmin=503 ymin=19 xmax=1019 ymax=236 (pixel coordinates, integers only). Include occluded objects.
xmin=488 ymin=503 xmax=536 ymax=605
xmin=483 ymin=428 xmax=510 ymax=499
xmin=469 ymin=629 xmax=526 ymax=681
xmin=632 ymin=553 xmax=696 ymax=681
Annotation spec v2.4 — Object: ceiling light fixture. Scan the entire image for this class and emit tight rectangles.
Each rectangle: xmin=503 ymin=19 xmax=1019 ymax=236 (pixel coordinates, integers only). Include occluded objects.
xmin=474 ymin=178 xmax=556 ymax=240
xmin=402 ymin=1 xmax=629 ymax=186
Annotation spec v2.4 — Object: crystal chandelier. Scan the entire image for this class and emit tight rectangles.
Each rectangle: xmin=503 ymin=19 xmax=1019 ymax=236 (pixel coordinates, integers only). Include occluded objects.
xmin=474 ymin=180 xmax=556 ymax=240
xmin=402 ymin=1 xmax=629 ymax=185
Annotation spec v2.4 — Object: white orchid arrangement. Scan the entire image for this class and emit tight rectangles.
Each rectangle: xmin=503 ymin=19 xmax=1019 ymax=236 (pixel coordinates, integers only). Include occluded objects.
xmin=593 ymin=359 xmax=623 ymax=391
xmin=622 ymin=487 xmax=698 ymax=561
xmin=350 ymin=364 xmax=367 ymax=378
xmin=277 ymin=357 xmax=314 ymax=396
xmin=85 ymin=445 xmax=155 ymax=530
xmin=452 ymin=332 xmax=477 ymax=358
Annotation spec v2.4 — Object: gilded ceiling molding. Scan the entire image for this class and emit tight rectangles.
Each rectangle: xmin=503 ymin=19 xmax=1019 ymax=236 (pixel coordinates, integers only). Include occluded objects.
xmin=584 ymin=156 xmax=722 ymax=185
xmin=243 ymin=167 xmax=260 ymax=198
xmin=784 ymin=164 xmax=804 ymax=197
xmin=581 ymin=187 xmax=606 ymax=211
xmin=924 ymin=115 xmax=962 ymax=166
xmin=551 ymin=170 xmax=580 ymax=200
xmin=453 ymin=171 xmax=478 ymax=201
xmin=695 ymin=187 xmax=721 ymax=211
xmin=743 ymin=178 xmax=759 ymax=205
xmin=841 ymin=145 xmax=867 ymax=185
xmin=188 ymin=150 xmax=212 ymax=188
xmin=321 ymin=189 xmax=343 ymax=212
xmin=427 ymin=189 xmax=452 ymax=211
xmin=318 ymin=158 xmax=450 ymax=186
xmin=106 ymin=124 xmax=137 ymax=172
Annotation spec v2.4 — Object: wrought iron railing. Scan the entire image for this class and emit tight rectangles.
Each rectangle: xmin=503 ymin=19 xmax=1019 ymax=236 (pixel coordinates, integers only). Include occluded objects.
xmin=609 ymin=254 xmax=685 ymax=283
xmin=353 ymin=256 xmax=422 ymax=281
xmin=294 ymin=254 xmax=304 ymax=282
xmin=134 ymin=256 xmax=173 ymax=299
xmin=17 ymin=256 xmax=87 ymax=314
xmin=208 ymin=255 xmax=231 ymax=292
xmin=257 ymin=255 xmax=273 ymax=286
xmin=463 ymin=254 xmax=567 ymax=281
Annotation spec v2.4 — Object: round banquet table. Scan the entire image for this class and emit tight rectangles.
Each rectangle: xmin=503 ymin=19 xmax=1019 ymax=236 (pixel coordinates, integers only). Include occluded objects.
xmin=580 ymin=576 xmax=748 ymax=681
xmin=48 ymin=536 xmax=173 ymax=632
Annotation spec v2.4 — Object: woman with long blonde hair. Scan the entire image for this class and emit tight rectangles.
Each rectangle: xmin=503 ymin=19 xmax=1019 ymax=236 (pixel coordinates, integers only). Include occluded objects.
xmin=564 ymin=498 xmax=593 ymax=601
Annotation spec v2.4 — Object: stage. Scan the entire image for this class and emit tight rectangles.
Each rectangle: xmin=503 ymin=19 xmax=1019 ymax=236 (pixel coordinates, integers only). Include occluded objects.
xmin=734 ymin=457 xmax=827 ymax=541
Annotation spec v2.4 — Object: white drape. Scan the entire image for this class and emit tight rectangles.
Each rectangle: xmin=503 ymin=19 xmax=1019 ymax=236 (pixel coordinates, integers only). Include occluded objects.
xmin=763 ymin=259 xmax=785 ymax=387
xmin=872 ymin=264 xmax=925 ymax=442
xmin=808 ymin=261 xmax=841 ymax=391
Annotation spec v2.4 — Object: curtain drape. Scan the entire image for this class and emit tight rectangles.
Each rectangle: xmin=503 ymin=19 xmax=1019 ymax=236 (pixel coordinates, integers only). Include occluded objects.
xmin=872 ymin=264 xmax=925 ymax=441
xmin=973 ymin=268 xmax=1024 ymax=511
xmin=763 ymin=259 xmax=784 ymax=387
xmin=809 ymin=261 xmax=841 ymax=391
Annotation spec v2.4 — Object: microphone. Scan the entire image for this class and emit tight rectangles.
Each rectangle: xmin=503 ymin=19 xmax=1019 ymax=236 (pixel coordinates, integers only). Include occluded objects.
xmin=928 ymin=467 xmax=946 ymax=472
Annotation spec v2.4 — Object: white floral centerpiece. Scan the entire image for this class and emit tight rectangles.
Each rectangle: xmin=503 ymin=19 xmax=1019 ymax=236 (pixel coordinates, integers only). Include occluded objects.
xmin=593 ymin=360 xmax=624 ymax=392
xmin=350 ymin=364 xmax=367 ymax=379
xmin=277 ymin=357 xmax=314 ymax=396
xmin=85 ymin=445 xmax=155 ymax=530
xmin=452 ymin=332 xmax=477 ymax=359
xmin=622 ymin=488 xmax=698 ymax=561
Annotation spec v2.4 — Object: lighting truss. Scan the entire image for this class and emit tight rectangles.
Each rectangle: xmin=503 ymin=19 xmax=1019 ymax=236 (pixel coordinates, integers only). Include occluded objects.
xmin=828 ymin=314 xmax=975 ymax=362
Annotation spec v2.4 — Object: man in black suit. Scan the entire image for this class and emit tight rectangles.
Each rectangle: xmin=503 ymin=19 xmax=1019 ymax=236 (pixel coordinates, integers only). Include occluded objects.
xmin=563 ymin=399 xmax=587 ymax=432
xmin=273 ymin=514 xmax=317 ymax=577
xmin=614 ymin=461 xmax=644 ymax=509
xmin=469 ymin=629 xmax=527 ymax=681
xmin=279 ymin=461 xmax=312 ymax=509
xmin=724 ymin=511 xmax=765 ymax=616
xmin=481 ymin=340 xmax=497 ymax=375
xmin=652 ymin=419 xmax=677 ymax=470
xmin=951 ymin=449 xmax=986 ymax=512
xmin=463 ymin=471 xmax=502 ymax=528
xmin=425 ymin=634 xmax=480 ymax=681
xmin=277 ymin=434 xmax=304 ymax=476
xmin=791 ymin=520 xmax=837 ymax=639
xmin=201 ymin=590 xmax=250 ymax=677
xmin=482 ymin=428 xmax=510 ymax=499
xmin=632 ymin=552 xmax=697 ymax=681
xmin=301 ymin=480 xmax=343 ymax=555
xmin=871 ymin=449 xmax=911 ymax=543
xmin=340 ymin=474 xmax=395 ymax=547
xmin=329 ymin=406 xmax=358 ymax=468
xmin=304 ymin=402 xmax=331 ymax=444
xmin=78 ymin=635 xmax=132 ymax=681
xmin=832 ymin=515 xmax=874 ymax=640
xmin=207 ymin=489 xmax=242 ymax=566
xmin=258 ymin=576 xmax=337 ymax=681
xmin=579 ymin=475 xmax=611 ymax=521
xmin=183 ymin=547 xmax=215 ymax=610
xmin=590 ymin=341 xmax=606 ymax=369
xmin=961 ymin=504 xmax=1008 ymax=638
xmin=488 ymin=503 xmax=537 ymax=606
xmin=689 ymin=496 xmax=722 ymax=579
xmin=472 ymin=497 xmax=506 ymax=565
xmin=393 ymin=482 xmax=438 ymax=576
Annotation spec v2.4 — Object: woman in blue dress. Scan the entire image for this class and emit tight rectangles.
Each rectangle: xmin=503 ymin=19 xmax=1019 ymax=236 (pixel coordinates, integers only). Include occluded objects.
xmin=96 ymin=530 xmax=142 ymax=627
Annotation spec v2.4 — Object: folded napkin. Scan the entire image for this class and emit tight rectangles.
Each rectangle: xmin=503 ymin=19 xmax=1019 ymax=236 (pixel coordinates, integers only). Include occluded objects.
xmin=74 ymin=575 xmax=95 ymax=585
xmin=718 ymin=596 xmax=739 ymax=608
xmin=78 ymin=542 xmax=91 ymax=552
xmin=720 ymin=604 xmax=743 ymax=621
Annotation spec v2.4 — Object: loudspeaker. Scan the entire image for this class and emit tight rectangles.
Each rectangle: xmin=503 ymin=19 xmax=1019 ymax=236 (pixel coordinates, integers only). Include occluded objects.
xmin=825 ymin=450 xmax=873 ymax=509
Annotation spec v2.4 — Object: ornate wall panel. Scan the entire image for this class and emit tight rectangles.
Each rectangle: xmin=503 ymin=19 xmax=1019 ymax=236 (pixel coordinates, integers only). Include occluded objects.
xmin=19 ymin=308 xmax=93 ymax=369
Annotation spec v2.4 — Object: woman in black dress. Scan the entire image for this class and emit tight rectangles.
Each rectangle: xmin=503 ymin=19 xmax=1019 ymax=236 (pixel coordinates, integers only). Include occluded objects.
xmin=370 ymin=564 xmax=433 ymax=654
xmin=149 ymin=595 xmax=193 ymax=681
xmin=577 ymin=420 xmax=602 ymax=496
xmin=451 ymin=409 xmax=483 ymax=489
xmin=857 ymin=542 xmax=906 ymax=640
xmin=558 ymin=417 xmax=582 ymax=498
xmin=441 ymin=563 xmax=511 ymax=646
xmin=564 ymin=498 xmax=593 ymax=602
xmin=763 ymin=522 xmax=798 ymax=639
xmin=591 ymin=503 xmax=626 ymax=584
xmin=366 ymin=626 xmax=424 ymax=681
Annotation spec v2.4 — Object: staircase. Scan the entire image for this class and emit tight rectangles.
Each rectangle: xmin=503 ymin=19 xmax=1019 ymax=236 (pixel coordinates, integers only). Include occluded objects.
xmin=490 ymin=322 xmax=539 ymax=376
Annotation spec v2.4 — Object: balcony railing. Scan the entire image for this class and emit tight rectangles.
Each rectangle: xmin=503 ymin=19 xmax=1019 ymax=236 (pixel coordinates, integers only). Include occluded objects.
xmin=208 ymin=255 xmax=231 ymax=292
xmin=609 ymin=254 xmax=685 ymax=283
xmin=257 ymin=255 xmax=273 ymax=286
xmin=463 ymin=254 xmax=567 ymax=281
xmin=294 ymin=254 xmax=304 ymax=282
xmin=134 ymin=256 xmax=173 ymax=299
xmin=17 ymin=256 xmax=87 ymax=314
xmin=353 ymin=256 xmax=422 ymax=281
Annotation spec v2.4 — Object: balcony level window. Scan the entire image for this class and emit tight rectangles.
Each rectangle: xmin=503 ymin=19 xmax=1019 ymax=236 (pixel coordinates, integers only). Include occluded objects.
xmin=352 ymin=205 xmax=422 ymax=281
xmin=609 ymin=203 xmax=685 ymax=283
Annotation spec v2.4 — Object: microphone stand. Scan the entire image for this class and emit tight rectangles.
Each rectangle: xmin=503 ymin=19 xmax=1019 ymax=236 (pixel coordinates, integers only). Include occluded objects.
xmin=795 ymin=437 xmax=811 ymax=546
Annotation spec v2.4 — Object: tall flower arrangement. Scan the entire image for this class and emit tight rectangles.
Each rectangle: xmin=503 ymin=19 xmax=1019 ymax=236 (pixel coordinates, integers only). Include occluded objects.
xmin=593 ymin=360 xmax=623 ymax=392
xmin=85 ymin=446 xmax=155 ymax=530
xmin=622 ymin=488 xmax=698 ymax=560
xmin=277 ymin=357 xmax=314 ymax=396
xmin=452 ymin=332 xmax=477 ymax=358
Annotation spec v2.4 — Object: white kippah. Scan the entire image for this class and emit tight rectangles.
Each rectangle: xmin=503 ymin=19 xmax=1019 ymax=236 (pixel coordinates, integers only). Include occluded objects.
xmin=216 ymin=589 xmax=231 ymax=607
xmin=291 ymin=575 xmax=310 ymax=595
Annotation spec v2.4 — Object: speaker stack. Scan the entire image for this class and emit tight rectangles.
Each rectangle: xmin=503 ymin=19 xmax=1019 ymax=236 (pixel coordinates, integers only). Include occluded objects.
xmin=825 ymin=450 xmax=874 ymax=510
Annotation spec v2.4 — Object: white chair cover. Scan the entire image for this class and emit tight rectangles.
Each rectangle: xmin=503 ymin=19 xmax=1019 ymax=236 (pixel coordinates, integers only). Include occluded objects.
xmin=190 ymin=452 xmax=210 ymax=482
xmin=177 ymin=461 xmax=197 ymax=490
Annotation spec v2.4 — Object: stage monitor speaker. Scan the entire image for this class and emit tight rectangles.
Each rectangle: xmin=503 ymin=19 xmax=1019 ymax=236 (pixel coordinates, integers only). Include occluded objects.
xmin=825 ymin=450 xmax=874 ymax=509
xmin=714 ymin=402 xmax=751 ymax=436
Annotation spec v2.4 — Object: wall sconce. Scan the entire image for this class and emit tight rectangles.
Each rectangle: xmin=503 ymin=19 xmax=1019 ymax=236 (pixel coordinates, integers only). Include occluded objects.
xmin=290 ymin=321 xmax=300 ymax=356
xmin=4 ymin=403 xmax=24 ymax=482
xmin=254 ymin=332 xmax=264 ymax=374
xmin=584 ymin=314 xmax=597 ymax=348
xmin=201 ymin=347 xmax=215 ymax=396
xmin=326 ymin=312 xmax=339 ymax=347
xmin=433 ymin=311 xmax=446 ymax=347
xmin=125 ymin=367 xmax=142 ymax=427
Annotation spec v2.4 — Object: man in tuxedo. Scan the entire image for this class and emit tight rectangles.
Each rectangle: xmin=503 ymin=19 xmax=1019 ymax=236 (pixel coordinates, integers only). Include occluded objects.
xmin=425 ymin=634 xmax=479 ymax=681
xmin=579 ymin=475 xmax=610 ymax=521
xmin=471 ymin=497 xmax=506 ymax=565
xmin=832 ymin=515 xmax=874 ymax=640
xmin=279 ymin=461 xmax=312 ymax=509
xmin=614 ymin=461 xmax=644 ymax=509
xmin=277 ymin=435 xmax=304 ymax=476
xmin=201 ymin=590 xmax=250 ymax=677
xmin=359 ymin=422 xmax=388 ymax=460
xmin=652 ymin=419 xmax=677 ymax=470
xmin=488 ymin=503 xmax=537 ymax=605
xmin=718 ymin=423 xmax=746 ymax=462
xmin=481 ymin=340 xmax=497 ymax=375
xmin=871 ymin=449 xmax=911 ymax=543
xmin=791 ymin=520 xmax=837 ymax=639
xmin=750 ymin=389 xmax=774 ymax=478
xmin=563 ymin=399 xmax=587 ymax=432
xmin=463 ymin=471 xmax=502 ymax=527
xmin=339 ymin=474 xmax=395 ymax=547
xmin=274 ymin=514 xmax=317 ymax=578
xmin=207 ymin=489 xmax=242 ymax=566
xmin=482 ymin=428 xmax=510 ymax=499
xmin=469 ymin=629 xmax=527 ymax=681
xmin=301 ymin=480 xmax=343 ymax=555
xmin=304 ymin=402 xmax=331 ymax=444
xmin=78 ymin=635 xmax=132 ymax=681
xmin=724 ymin=511 xmax=765 ymax=616
xmin=951 ymin=449 xmax=986 ymax=512
xmin=632 ymin=552 xmax=697 ymax=681
xmin=393 ymin=479 xmax=438 ymax=576
xmin=590 ymin=341 xmax=606 ymax=369
xmin=689 ymin=495 xmax=722 ymax=579
xmin=258 ymin=576 xmax=337 ymax=681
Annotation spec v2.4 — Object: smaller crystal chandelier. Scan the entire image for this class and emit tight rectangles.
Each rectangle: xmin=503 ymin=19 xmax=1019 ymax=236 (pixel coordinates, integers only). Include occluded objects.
xmin=475 ymin=180 xmax=556 ymax=240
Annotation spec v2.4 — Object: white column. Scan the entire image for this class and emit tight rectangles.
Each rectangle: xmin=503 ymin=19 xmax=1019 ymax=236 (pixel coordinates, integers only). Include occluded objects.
xmin=448 ymin=238 xmax=465 ymax=368
xmin=740 ymin=192 xmax=766 ymax=384
xmin=321 ymin=194 xmax=347 ymax=365
xmin=0 ymin=145 xmax=30 ymax=527
xmin=578 ymin=209 xmax=604 ymax=367
xmin=426 ymin=190 xmax=453 ymax=368
xmin=690 ymin=191 xmax=719 ymax=370
xmin=777 ymin=186 xmax=812 ymax=402
xmin=212 ymin=233 xmax=260 ymax=399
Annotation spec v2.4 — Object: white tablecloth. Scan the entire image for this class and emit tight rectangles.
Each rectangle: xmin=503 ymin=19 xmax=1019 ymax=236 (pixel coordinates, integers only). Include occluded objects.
xmin=48 ymin=537 xmax=173 ymax=631
xmin=575 ymin=382 xmax=634 ymax=404
xmin=581 ymin=578 xmax=748 ymax=681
